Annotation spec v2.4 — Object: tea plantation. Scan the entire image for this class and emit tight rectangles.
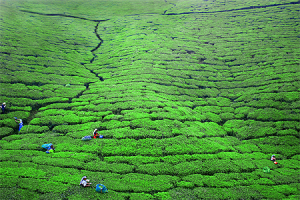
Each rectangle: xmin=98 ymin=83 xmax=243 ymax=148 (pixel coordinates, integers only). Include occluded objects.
xmin=0 ymin=0 xmax=299 ymax=199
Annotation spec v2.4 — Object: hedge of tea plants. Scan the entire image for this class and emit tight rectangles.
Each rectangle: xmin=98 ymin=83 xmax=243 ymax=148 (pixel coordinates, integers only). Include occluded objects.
xmin=1 ymin=0 xmax=299 ymax=199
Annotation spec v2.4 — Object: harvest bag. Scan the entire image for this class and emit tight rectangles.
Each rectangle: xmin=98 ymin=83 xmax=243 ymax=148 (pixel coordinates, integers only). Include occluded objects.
xmin=96 ymin=184 xmax=108 ymax=193
xmin=41 ymin=143 xmax=52 ymax=149
xmin=82 ymin=136 xmax=92 ymax=141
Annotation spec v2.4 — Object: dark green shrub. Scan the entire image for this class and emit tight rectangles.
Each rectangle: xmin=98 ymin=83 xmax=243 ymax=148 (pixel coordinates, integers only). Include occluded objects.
xmin=220 ymin=112 xmax=234 ymax=121
xmin=0 ymin=175 xmax=19 ymax=188
xmin=8 ymin=106 xmax=32 ymax=112
xmin=176 ymin=181 xmax=195 ymax=188
xmin=0 ymin=127 xmax=14 ymax=137
xmin=185 ymin=122 xmax=227 ymax=137
xmin=179 ymin=126 xmax=205 ymax=138
xmin=194 ymin=106 xmax=222 ymax=114
xmin=0 ymin=111 xmax=30 ymax=121
xmin=0 ymin=188 xmax=40 ymax=200
xmin=168 ymin=187 xmax=197 ymax=199
xmin=204 ymin=112 xmax=222 ymax=123
xmin=18 ymin=177 xmax=71 ymax=193
xmin=275 ymin=121 xmax=300 ymax=130
xmin=104 ymin=173 xmax=179 ymax=193
xmin=102 ymin=120 xmax=130 ymax=130
xmin=130 ymin=193 xmax=154 ymax=200
xmin=84 ymin=160 xmax=135 ymax=174
xmin=234 ymin=143 xmax=261 ymax=153
xmin=104 ymin=155 xmax=160 ymax=165
xmin=136 ymin=162 xmax=173 ymax=175
xmin=202 ymin=175 xmax=235 ymax=187
xmin=0 ymin=118 xmax=17 ymax=128
xmin=20 ymin=125 xmax=49 ymax=133
xmin=39 ymin=103 xmax=73 ymax=111
xmin=153 ymin=192 xmax=172 ymax=200
xmin=250 ymin=185 xmax=286 ymax=199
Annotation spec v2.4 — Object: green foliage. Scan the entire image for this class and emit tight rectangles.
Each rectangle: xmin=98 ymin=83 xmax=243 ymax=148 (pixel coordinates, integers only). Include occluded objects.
xmin=194 ymin=186 xmax=263 ymax=199
xmin=130 ymin=193 xmax=154 ymax=200
xmin=9 ymin=106 xmax=32 ymax=112
xmin=277 ymin=129 xmax=299 ymax=137
xmin=183 ymin=122 xmax=226 ymax=137
xmin=275 ymin=121 xmax=300 ymax=130
xmin=153 ymin=192 xmax=172 ymax=200
xmin=223 ymin=120 xmax=277 ymax=139
xmin=0 ymin=118 xmax=17 ymax=128
xmin=204 ymin=112 xmax=222 ymax=123
xmin=104 ymin=155 xmax=161 ymax=165
xmin=1 ymin=1 xmax=300 ymax=198
xmin=105 ymin=173 xmax=179 ymax=192
xmin=85 ymin=160 xmax=135 ymax=174
xmin=250 ymin=185 xmax=286 ymax=199
xmin=0 ymin=127 xmax=14 ymax=137
xmin=0 ymin=111 xmax=30 ymax=121
xmin=219 ymin=112 xmax=235 ymax=121
xmin=102 ymin=120 xmax=130 ymax=130
xmin=136 ymin=162 xmax=174 ymax=175
xmin=248 ymin=108 xmax=298 ymax=121
xmin=18 ymin=177 xmax=71 ymax=193
xmin=177 ymin=181 xmax=195 ymax=188
xmin=234 ymin=143 xmax=260 ymax=153
xmin=20 ymin=125 xmax=49 ymax=133
xmin=0 ymin=188 xmax=40 ymax=200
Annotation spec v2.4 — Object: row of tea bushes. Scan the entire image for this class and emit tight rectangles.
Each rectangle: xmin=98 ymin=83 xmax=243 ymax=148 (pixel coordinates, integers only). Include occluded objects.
xmin=0 ymin=160 xmax=180 ymax=192
xmin=224 ymin=119 xmax=300 ymax=139
xmin=1 ymin=160 xmax=299 ymax=198
xmin=1 ymin=0 xmax=300 ymax=199
xmin=0 ymin=127 xmax=14 ymax=138
xmin=0 ymin=135 xmax=235 ymax=155
xmin=1 ymin=83 xmax=86 ymax=99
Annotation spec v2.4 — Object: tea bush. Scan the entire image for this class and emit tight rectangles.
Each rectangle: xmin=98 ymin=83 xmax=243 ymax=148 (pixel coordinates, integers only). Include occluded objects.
xmin=104 ymin=155 xmax=161 ymax=165
xmin=0 ymin=127 xmax=14 ymax=138
xmin=20 ymin=125 xmax=49 ymax=133
xmin=84 ymin=160 xmax=135 ymax=174
xmin=130 ymin=193 xmax=154 ymax=200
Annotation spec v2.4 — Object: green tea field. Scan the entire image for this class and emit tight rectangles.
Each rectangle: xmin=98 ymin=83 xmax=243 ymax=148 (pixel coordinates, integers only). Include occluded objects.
xmin=0 ymin=0 xmax=299 ymax=199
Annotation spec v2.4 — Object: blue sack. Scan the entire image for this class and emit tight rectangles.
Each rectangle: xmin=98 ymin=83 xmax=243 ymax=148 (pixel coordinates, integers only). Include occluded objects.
xmin=99 ymin=135 xmax=104 ymax=138
xmin=42 ymin=143 xmax=52 ymax=149
xmin=96 ymin=184 xmax=108 ymax=193
xmin=82 ymin=136 xmax=92 ymax=141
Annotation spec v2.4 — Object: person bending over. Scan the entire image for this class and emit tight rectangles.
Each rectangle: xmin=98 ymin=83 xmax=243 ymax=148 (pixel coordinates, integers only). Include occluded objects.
xmin=93 ymin=128 xmax=99 ymax=139
xmin=80 ymin=176 xmax=91 ymax=187
xmin=271 ymin=155 xmax=276 ymax=162
xmin=14 ymin=118 xmax=23 ymax=132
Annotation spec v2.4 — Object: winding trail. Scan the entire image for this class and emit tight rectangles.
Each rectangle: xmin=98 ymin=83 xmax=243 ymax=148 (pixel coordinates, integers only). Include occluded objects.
xmin=19 ymin=9 xmax=107 ymax=84
xmin=19 ymin=9 xmax=108 ymax=64
xmin=16 ymin=9 xmax=107 ymax=133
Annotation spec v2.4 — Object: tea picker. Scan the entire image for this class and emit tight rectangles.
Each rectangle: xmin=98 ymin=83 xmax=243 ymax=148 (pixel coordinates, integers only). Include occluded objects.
xmin=41 ymin=143 xmax=55 ymax=153
xmin=14 ymin=117 xmax=23 ymax=132
xmin=1 ymin=102 xmax=6 ymax=113
xmin=80 ymin=176 xmax=92 ymax=187
xmin=93 ymin=128 xmax=104 ymax=139
xmin=46 ymin=144 xmax=55 ymax=153
xmin=270 ymin=155 xmax=278 ymax=164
